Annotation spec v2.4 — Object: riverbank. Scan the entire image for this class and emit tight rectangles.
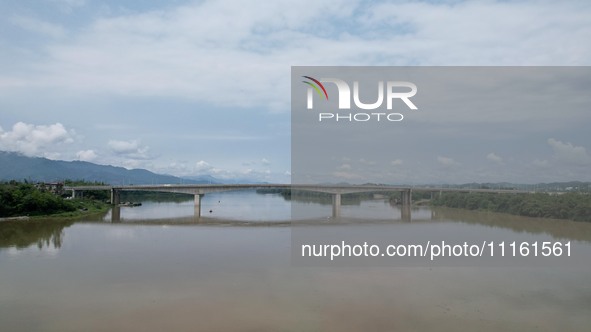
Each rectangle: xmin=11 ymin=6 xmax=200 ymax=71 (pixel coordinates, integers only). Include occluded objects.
xmin=0 ymin=200 xmax=110 ymax=221
xmin=431 ymin=192 xmax=591 ymax=222
xmin=31 ymin=200 xmax=110 ymax=220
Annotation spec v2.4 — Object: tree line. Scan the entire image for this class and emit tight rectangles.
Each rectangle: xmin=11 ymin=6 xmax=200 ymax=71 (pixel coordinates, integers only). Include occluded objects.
xmin=431 ymin=192 xmax=591 ymax=222
xmin=0 ymin=180 xmax=108 ymax=218
xmin=0 ymin=181 xmax=77 ymax=217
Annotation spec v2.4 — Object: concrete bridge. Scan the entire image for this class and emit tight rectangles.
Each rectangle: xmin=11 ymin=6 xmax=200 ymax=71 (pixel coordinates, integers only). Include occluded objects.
xmin=65 ymin=184 xmax=419 ymax=218
xmin=65 ymin=184 xmax=530 ymax=220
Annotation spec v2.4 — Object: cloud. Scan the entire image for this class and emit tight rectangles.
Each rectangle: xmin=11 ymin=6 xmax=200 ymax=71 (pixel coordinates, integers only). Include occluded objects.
xmin=1 ymin=1 xmax=590 ymax=185
xmin=188 ymin=159 xmax=287 ymax=182
xmin=547 ymin=138 xmax=591 ymax=165
xmin=108 ymin=139 xmax=151 ymax=159
xmin=195 ymin=160 xmax=214 ymax=173
xmin=390 ymin=159 xmax=403 ymax=166
xmin=5 ymin=0 xmax=589 ymax=112
xmin=261 ymin=158 xmax=270 ymax=166
xmin=76 ymin=149 xmax=97 ymax=162
xmin=0 ymin=122 xmax=74 ymax=157
xmin=437 ymin=156 xmax=460 ymax=167
xmin=9 ymin=15 xmax=65 ymax=38
xmin=338 ymin=163 xmax=352 ymax=170
xmin=49 ymin=0 xmax=86 ymax=8
xmin=486 ymin=152 xmax=503 ymax=164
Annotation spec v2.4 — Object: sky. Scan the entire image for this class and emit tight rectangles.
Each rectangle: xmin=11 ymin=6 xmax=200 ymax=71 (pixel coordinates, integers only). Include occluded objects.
xmin=0 ymin=0 xmax=590 ymax=184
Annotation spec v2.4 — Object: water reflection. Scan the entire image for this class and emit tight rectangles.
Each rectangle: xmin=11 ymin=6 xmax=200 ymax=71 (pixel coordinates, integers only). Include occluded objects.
xmin=2 ymin=196 xmax=591 ymax=331
xmin=92 ymin=190 xmax=591 ymax=245
xmin=105 ymin=190 xmax=292 ymax=222
xmin=1 ymin=221 xmax=590 ymax=331
xmin=103 ymin=191 xmax=426 ymax=222
xmin=433 ymin=207 xmax=591 ymax=243
xmin=0 ymin=220 xmax=72 ymax=249
xmin=3 ymin=195 xmax=591 ymax=253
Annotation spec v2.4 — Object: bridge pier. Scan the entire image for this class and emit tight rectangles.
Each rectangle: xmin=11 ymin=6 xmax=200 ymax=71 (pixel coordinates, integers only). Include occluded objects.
xmin=401 ymin=189 xmax=412 ymax=207
xmin=194 ymin=194 xmax=204 ymax=218
xmin=401 ymin=204 xmax=411 ymax=222
xmin=111 ymin=206 xmax=121 ymax=222
xmin=110 ymin=189 xmax=120 ymax=205
xmin=332 ymin=193 xmax=341 ymax=218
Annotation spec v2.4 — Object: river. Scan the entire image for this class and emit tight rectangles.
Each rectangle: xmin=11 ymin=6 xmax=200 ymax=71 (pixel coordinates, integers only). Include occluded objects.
xmin=1 ymin=191 xmax=590 ymax=331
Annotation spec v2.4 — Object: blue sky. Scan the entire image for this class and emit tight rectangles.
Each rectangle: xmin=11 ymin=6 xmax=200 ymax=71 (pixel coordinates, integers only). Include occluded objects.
xmin=1 ymin=0 xmax=590 ymax=183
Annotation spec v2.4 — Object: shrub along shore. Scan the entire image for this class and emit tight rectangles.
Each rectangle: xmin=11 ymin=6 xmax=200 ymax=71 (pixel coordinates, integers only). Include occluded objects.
xmin=431 ymin=192 xmax=591 ymax=222
xmin=0 ymin=181 xmax=108 ymax=219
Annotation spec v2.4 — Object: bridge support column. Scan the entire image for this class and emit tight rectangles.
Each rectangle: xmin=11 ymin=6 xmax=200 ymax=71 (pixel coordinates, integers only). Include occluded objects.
xmin=194 ymin=194 xmax=204 ymax=218
xmin=332 ymin=193 xmax=341 ymax=218
xmin=111 ymin=206 xmax=121 ymax=223
xmin=401 ymin=204 xmax=411 ymax=222
xmin=110 ymin=189 xmax=120 ymax=205
xmin=400 ymin=189 xmax=412 ymax=221
xmin=401 ymin=189 xmax=412 ymax=207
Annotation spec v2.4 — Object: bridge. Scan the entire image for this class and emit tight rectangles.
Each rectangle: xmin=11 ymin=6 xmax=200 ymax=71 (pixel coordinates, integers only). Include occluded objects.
xmin=64 ymin=184 xmax=531 ymax=219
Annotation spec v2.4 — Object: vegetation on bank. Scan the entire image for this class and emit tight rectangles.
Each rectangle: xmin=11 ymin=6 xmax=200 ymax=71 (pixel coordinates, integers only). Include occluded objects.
xmin=0 ymin=219 xmax=73 ymax=248
xmin=0 ymin=181 xmax=108 ymax=218
xmin=432 ymin=192 xmax=591 ymax=222
xmin=257 ymin=188 xmax=591 ymax=222
xmin=64 ymin=179 xmax=110 ymax=201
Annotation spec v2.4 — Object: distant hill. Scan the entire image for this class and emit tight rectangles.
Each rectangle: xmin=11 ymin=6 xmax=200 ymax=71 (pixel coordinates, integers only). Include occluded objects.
xmin=0 ymin=152 xmax=219 ymax=185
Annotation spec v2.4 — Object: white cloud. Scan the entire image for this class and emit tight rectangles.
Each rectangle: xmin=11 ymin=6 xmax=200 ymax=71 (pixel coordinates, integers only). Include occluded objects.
xmin=76 ymin=149 xmax=97 ymax=162
xmin=437 ymin=156 xmax=460 ymax=167
xmin=9 ymin=15 xmax=65 ymax=38
xmin=108 ymin=139 xmax=140 ymax=154
xmin=261 ymin=158 xmax=270 ymax=166
xmin=6 ymin=0 xmax=588 ymax=112
xmin=43 ymin=152 xmax=62 ymax=160
xmin=121 ymin=159 xmax=142 ymax=170
xmin=195 ymin=160 xmax=210 ymax=168
xmin=338 ymin=163 xmax=352 ymax=170
xmin=390 ymin=159 xmax=403 ymax=166
xmin=195 ymin=160 xmax=213 ymax=173
xmin=547 ymin=138 xmax=591 ymax=165
xmin=108 ymin=139 xmax=151 ymax=159
xmin=189 ymin=159 xmax=285 ymax=181
xmin=0 ymin=122 xmax=74 ymax=157
xmin=486 ymin=152 xmax=503 ymax=164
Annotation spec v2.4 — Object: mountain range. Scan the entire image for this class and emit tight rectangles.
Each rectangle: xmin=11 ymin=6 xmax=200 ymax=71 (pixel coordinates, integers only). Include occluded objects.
xmin=0 ymin=152 xmax=228 ymax=185
xmin=1 ymin=151 xmax=588 ymax=191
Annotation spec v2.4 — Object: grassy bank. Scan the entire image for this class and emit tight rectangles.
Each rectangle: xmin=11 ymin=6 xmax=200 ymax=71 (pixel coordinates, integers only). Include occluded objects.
xmin=31 ymin=199 xmax=110 ymax=220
